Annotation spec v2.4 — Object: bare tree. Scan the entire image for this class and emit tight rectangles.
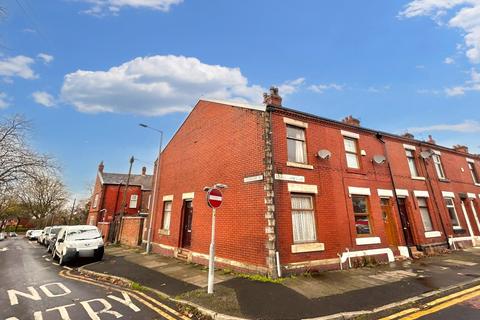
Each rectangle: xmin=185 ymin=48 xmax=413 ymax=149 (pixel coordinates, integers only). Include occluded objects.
xmin=0 ymin=115 xmax=51 ymax=189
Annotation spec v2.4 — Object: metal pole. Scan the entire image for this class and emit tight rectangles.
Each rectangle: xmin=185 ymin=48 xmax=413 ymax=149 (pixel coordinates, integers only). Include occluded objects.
xmin=146 ymin=131 xmax=163 ymax=253
xmin=68 ymin=198 xmax=76 ymax=225
xmin=207 ymin=207 xmax=216 ymax=294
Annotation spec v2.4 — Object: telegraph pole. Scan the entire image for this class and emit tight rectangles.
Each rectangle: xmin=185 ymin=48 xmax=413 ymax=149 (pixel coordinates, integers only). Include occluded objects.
xmin=114 ymin=156 xmax=134 ymax=244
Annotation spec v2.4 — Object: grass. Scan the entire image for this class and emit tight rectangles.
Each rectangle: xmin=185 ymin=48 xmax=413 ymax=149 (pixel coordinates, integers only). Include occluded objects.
xmin=130 ymin=281 xmax=147 ymax=292
xmin=237 ymin=273 xmax=285 ymax=284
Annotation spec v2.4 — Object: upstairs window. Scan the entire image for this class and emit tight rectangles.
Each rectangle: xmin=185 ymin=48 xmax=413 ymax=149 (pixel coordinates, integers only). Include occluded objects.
xmin=129 ymin=194 xmax=138 ymax=208
xmin=468 ymin=162 xmax=480 ymax=184
xmin=291 ymin=195 xmax=316 ymax=243
xmin=432 ymin=154 xmax=446 ymax=179
xmin=445 ymin=198 xmax=460 ymax=228
xmin=287 ymin=125 xmax=307 ymax=164
xmin=405 ymin=149 xmax=419 ymax=177
xmin=344 ymin=137 xmax=360 ymax=169
xmin=352 ymin=195 xmax=372 ymax=235
xmin=417 ymin=197 xmax=433 ymax=232
xmin=162 ymin=201 xmax=172 ymax=231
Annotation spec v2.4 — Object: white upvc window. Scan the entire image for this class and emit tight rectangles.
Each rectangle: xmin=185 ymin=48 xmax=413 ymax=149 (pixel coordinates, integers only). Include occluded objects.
xmin=286 ymin=125 xmax=307 ymax=164
xmin=129 ymin=194 xmax=138 ymax=208
xmin=468 ymin=162 xmax=480 ymax=185
xmin=405 ymin=149 xmax=419 ymax=177
xmin=291 ymin=194 xmax=317 ymax=243
xmin=417 ymin=197 xmax=433 ymax=232
xmin=93 ymin=194 xmax=99 ymax=209
xmin=432 ymin=154 xmax=446 ymax=179
xmin=344 ymin=137 xmax=360 ymax=169
xmin=162 ymin=201 xmax=172 ymax=231
xmin=445 ymin=198 xmax=460 ymax=228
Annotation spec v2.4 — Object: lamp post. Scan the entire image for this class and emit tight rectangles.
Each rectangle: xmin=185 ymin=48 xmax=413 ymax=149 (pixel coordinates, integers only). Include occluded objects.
xmin=139 ymin=123 xmax=164 ymax=254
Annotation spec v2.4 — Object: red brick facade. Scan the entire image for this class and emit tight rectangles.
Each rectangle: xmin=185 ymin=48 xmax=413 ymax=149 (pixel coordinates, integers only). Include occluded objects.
xmin=149 ymin=96 xmax=480 ymax=276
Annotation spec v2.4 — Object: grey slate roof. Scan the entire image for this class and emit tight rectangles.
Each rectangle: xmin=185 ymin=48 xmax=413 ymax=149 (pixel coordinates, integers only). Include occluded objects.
xmin=101 ymin=172 xmax=153 ymax=190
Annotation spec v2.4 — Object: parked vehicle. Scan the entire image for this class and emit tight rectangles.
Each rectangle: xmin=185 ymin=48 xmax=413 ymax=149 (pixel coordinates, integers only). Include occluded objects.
xmin=45 ymin=226 xmax=63 ymax=251
xmin=8 ymin=232 xmax=17 ymax=237
xmin=0 ymin=232 xmax=5 ymax=241
xmin=38 ymin=227 xmax=51 ymax=245
xmin=53 ymin=225 xmax=104 ymax=265
xmin=27 ymin=230 xmax=43 ymax=241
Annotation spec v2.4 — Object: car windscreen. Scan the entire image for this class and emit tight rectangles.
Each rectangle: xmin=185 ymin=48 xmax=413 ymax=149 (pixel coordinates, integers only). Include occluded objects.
xmin=50 ymin=228 xmax=62 ymax=235
xmin=66 ymin=229 xmax=101 ymax=241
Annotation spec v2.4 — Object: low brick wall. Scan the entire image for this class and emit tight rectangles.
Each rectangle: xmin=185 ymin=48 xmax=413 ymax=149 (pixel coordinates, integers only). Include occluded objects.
xmin=97 ymin=222 xmax=110 ymax=242
xmin=119 ymin=217 xmax=144 ymax=247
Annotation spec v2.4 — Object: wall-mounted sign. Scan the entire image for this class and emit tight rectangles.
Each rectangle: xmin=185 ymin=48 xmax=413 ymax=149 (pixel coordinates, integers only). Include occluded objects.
xmin=274 ymin=173 xmax=305 ymax=183
xmin=243 ymin=175 xmax=264 ymax=183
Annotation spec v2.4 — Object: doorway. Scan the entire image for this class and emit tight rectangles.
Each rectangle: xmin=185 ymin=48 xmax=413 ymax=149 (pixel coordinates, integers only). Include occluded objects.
xmin=381 ymin=198 xmax=398 ymax=247
xmin=181 ymin=200 xmax=193 ymax=248
xmin=397 ymin=198 xmax=415 ymax=247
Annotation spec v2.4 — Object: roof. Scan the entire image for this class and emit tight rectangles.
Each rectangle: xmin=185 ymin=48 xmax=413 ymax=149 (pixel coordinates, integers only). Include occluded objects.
xmin=100 ymin=172 xmax=153 ymax=190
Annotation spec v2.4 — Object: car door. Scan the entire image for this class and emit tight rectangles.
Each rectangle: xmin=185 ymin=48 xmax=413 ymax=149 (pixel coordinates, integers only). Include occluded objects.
xmin=56 ymin=229 xmax=66 ymax=254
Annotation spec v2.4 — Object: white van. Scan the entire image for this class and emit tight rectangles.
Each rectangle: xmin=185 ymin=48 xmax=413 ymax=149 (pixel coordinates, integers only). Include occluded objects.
xmin=53 ymin=225 xmax=104 ymax=265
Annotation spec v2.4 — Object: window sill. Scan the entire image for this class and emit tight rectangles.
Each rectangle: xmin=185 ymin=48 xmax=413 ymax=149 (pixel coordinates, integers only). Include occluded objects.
xmin=475 ymin=183 xmax=480 ymax=187
xmin=425 ymin=231 xmax=441 ymax=238
xmin=411 ymin=176 xmax=426 ymax=181
xmin=453 ymin=226 xmax=462 ymax=230
xmin=438 ymin=178 xmax=450 ymax=183
xmin=355 ymin=237 xmax=381 ymax=245
xmin=158 ymin=229 xmax=170 ymax=236
xmin=346 ymin=168 xmax=366 ymax=175
xmin=291 ymin=242 xmax=325 ymax=253
xmin=286 ymin=162 xmax=314 ymax=170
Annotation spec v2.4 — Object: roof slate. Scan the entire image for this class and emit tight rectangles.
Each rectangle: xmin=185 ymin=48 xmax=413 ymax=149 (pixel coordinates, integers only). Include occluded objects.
xmin=101 ymin=173 xmax=153 ymax=190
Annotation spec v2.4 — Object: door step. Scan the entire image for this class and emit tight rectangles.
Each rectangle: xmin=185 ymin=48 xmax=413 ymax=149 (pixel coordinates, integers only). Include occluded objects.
xmin=409 ymin=246 xmax=424 ymax=259
xmin=176 ymin=249 xmax=190 ymax=261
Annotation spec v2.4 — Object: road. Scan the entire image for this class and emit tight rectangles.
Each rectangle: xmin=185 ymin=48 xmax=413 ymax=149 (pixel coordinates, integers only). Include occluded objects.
xmin=0 ymin=237 xmax=189 ymax=320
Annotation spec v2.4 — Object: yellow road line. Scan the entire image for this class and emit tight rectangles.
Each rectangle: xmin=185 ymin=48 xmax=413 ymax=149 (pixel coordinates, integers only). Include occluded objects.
xmin=380 ymin=307 xmax=420 ymax=320
xmin=401 ymin=289 xmax=480 ymax=319
xmin=59 ymin=270 xmax=181 ymax=320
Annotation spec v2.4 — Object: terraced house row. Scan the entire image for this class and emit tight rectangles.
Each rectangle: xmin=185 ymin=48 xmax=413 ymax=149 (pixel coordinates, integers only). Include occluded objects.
xmin=89 ymin=88 xmax=480 ymax=277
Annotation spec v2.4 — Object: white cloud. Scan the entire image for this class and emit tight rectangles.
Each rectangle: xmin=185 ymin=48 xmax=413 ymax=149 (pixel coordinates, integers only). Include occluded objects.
xmin=37 ymin=53 xmax=54 ymax=64
xmin=308 ymin=83 xmax=344 ymax=93
xmin=278 ymin=78 xmax=305 ymax=96
xmin=32 ymin=91 xmax=56 ymax=107
xmin=81 ymin=0 xmax=183 ymax=16
xmin=444 ymin=57 xmax=455 ymax=64
xmin=445 ymin=68 xmax=480 ymax=95
xmin=367 ymin=85 xmax=391 ymax=93
xmin=0 ymin=92 xmax=10 ymax=109
xmin=416 ymin=64 xmax=426 ymax=69
xmin=60 ymin=55 xmax=265 ymax=116
xmin=408 ymin=119 xmax=480 ymax=133
xmin=0 ymin=55 xmax=37 ymax=80
xmin=400 ymin=1 xmax=480 ymax=64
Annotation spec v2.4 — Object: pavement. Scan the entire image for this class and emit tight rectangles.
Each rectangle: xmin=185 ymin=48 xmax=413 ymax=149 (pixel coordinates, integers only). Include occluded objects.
xmin=80 ymin=245 xmax=480 ymax=319
xmin=0 ymin=237 xmax=190 ymax=320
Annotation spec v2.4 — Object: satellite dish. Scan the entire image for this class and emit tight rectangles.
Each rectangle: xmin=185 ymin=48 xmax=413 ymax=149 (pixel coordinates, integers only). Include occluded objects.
xmin=420 ymin=151 xmax=432 ymax=159
xmin=373 ymin=155 xmax=386 ymax=164
xmin=317 ymin=149 xmax=332 ymax=160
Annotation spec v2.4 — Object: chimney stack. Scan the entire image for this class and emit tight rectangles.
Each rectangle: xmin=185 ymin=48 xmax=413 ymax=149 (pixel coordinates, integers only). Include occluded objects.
xmin=453 ymin=144 xmax=469 ymax=154
xmin=141 ymin=166 xmax=147 ymax=175
xmin=427 ymin=135 xmax=436 ymax=144
xmin=263 ymin=87 xmax=282 ymax=107
xmin=402 ymin=132 xmax=415 ymax=139
xmin=98 ymin=161 xmax=104 ymax=173
xmin=341 ymin=115 xmax=360 ymax=127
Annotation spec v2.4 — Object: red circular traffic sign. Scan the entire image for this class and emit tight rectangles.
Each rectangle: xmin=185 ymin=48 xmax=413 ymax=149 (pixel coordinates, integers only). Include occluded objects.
xmin=207 ymin=188 xmax=223 ymax=208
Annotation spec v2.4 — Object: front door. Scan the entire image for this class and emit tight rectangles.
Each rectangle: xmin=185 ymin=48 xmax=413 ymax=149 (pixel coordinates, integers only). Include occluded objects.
xmin=397 ymin=198 xmax=415 ymax=246
xmin=181 ymin=200 xmax=193 ymax=248
xmin=381 ymin=198 xmax=398 ymax=247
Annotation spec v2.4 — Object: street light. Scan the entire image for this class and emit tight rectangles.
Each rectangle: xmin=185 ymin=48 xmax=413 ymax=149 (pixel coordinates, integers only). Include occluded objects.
xmin=139 ymin=123 xmax=164 ymax=254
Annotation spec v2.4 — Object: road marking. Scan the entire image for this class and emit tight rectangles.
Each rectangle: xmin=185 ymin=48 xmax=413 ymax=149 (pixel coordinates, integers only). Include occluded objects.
xmin=62 ymin=266 xmax=72 ymax=270
xmin=53 ymin=262 xmax=59 ymax=266
xmin=443 ymin=259 xmax=478 ymax=266
xmin=0 ymin=247 xmax=8 ymax=252
xmin=81 ymin=298 xmax=123 ymax=320
xmin=60 ymin=270 xmax=187 ymax=320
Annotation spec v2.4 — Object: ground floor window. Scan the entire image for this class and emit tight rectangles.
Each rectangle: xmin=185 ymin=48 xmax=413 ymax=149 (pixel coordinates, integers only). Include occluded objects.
xmin=162 ymin=201 xmax=172 ymax=231
xmin=417 ymin=197 xmax=433 ymax=231
xmin=291 ymin=194 xmax=316 ymax=243
xmin=352 ymin=195 xmax=372 ymax=235
xmin=445 ymin=198 xmax=460 ymax=228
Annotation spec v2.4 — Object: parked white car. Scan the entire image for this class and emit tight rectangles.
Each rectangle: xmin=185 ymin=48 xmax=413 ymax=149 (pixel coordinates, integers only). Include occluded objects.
xmin=0 ymin=232 xmax=5 ymax=241
xmin=27 ymin=230 xmax=43 ymax=240
xmin=38 ymin=227 xmax=51 ymax=245
xmin=53 ymin=225 xmax=104 ymax=265
xmin=45 ymin=226 xmax=64 ymax=251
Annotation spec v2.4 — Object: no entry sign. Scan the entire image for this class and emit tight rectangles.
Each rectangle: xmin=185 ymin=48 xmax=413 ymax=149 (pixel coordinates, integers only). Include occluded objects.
xmin=207 ymin=188 xmax=223 ymax=208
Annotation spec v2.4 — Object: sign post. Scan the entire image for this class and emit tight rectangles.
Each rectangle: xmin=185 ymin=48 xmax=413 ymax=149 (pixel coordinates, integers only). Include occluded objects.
xmin=206 ymin=187 xmax=224 ymax=294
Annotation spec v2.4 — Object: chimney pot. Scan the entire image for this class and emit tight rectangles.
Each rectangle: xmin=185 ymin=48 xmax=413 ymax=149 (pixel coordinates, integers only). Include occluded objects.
xmin=427 ymin=135 xmax=436 ymax=144
xmin=453 ymin=144 xmax=469 ymax=154
xmin=98 ymin=161 xmax=104 ymax=173
xmin=141 ymin=166 xmax=147 ymax=175
xmin=342 ymin=115 xmax=361 ymax=127
xmin=402 ymin=132 xmax=415 ymax=139
xmin=263 ymin=86 xmax=282 ymax=107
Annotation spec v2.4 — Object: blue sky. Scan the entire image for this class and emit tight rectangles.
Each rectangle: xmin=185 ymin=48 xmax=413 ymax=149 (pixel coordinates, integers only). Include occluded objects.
xmin=1 ymin=0 xmax=479 ymax=199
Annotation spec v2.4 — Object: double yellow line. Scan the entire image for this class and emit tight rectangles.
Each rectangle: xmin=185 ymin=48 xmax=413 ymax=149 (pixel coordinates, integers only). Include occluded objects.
xmin=381 ymin=284 xmax=480 ymax=319
xmin=59 ymin=269 xmax=190 ymax=320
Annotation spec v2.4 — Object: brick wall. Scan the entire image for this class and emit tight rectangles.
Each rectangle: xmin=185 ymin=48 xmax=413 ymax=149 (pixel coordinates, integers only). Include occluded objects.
xmin=119 ymin=217 xmax=144 ymax=247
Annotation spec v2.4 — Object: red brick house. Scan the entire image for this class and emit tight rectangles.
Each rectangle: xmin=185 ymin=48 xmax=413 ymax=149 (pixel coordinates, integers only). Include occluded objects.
xmin=148 ymin=88 xmax=480 ymax=276
xmin=87 ymin=162 xmax=153 ymax=243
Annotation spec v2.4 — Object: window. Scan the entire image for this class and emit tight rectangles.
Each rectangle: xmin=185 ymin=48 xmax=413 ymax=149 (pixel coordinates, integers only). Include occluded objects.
xmin=352 ymin=195 xmax=372 ymax=235
xmin=417 ymin=197 xmax=433 ymax=232
xmin=129 ymin=194 xmax=138 ymax=208
xmin=93 ymin=194 xmax=99 ymax=209
xmin=291 ymin=195 xmax=316 ymax=243
xmin=344 ymin=137 xmax=360 ymax=169
xmin=287 ymin=125 xmax=307 ymax=164
xmin=147 ymin=195 xmax=151 ymax=210
xmin=445 ymin=198 xmax=460 ymax=228
xmin=405 ymin=149 xmax=419 ymax=177
xmin=162 ymin=201 xmax=172 ymax=231
xmin=432 ymin=154 xmax=446 ymax=179
xmin=468 ymin=162 xmax=480 ymax=184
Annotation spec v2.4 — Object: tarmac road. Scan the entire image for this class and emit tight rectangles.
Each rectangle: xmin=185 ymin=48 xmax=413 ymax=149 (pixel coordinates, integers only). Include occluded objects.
xmin=0 ymin=237 xmax=188 ymax=320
